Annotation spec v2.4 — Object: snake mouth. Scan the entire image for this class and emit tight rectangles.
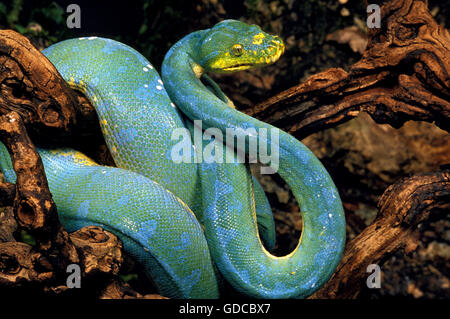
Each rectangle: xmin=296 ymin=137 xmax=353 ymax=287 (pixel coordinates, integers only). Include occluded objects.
xmin=222 ymin=63 xmax=253 ymax=72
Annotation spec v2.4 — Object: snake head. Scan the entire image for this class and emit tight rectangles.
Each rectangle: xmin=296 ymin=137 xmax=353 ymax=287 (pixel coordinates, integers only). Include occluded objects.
xmin=196 ymin=20 xmax=285 ymax=74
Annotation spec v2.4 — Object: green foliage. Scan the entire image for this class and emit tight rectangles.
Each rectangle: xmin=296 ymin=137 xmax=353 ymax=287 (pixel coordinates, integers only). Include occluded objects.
xmin=0 ymin=0 xmax=71 ymax=45
xmin=6 ymin=0 xmax=22 ymax=27
xmin=0 ymin=3 xmax=6 ymax=16
xmin=119 ymin=273 xmax=139 ymax=283
xmin=20 ymin=230 xmax=37 ymax=246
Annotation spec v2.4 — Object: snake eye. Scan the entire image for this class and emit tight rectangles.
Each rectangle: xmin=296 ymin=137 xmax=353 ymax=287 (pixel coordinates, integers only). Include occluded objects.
xmin=231 ymin=44 xmax=244 ymax=56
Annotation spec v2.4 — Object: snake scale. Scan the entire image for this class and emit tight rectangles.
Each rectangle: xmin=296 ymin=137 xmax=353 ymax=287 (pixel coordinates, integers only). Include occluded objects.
xmin=0 ymin=20 xmax=346 ymax=298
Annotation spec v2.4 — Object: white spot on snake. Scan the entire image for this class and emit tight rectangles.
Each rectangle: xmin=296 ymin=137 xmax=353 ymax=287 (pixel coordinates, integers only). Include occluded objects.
xmin=144 ymin=84 xmax=148 ymax=88
xmin=88 ymin=36 xmax=98 ymax=40
xmin=329 ymin=213 xmax=333 ymax=218
xmin=143 ymin=67 xmax=149 ymax=72
xmin=158 ymin=79 xmax=163 ymax=85
xmin=101 ymin=170 xmax=106 ymax=174
xmin=171 ymin=102 xmax=176 ymax=108
xmin=311 ymin=283 xmax=316 ymax=288
xmin=79 ymin=37 xmax=86 ymax=40
xmin=146 ymin=63 xmax=153 ymax=69
xmin=156 ymin=85 xmax=163 ymax=90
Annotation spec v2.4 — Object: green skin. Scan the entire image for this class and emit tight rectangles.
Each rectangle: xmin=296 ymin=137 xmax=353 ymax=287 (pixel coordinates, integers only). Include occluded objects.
xmin=0 ymin=20 xmax=345 ymax=298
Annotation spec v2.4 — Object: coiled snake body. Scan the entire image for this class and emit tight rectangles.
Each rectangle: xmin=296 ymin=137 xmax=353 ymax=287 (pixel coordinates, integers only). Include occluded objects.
xmin=0 ymin=20 xmax=345 ymax=298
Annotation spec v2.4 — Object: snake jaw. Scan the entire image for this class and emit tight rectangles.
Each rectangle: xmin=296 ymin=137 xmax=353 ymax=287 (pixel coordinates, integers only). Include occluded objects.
xmin=221 ymin=63 xmax=253 ymax=72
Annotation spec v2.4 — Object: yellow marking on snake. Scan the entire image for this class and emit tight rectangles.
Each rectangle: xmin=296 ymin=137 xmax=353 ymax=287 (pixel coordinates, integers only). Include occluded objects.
xmin=49 ymin=149 xmax=98 ymax=166
xmin=68 ymin=77 xmax=75 ymax=87
xmin=252 ymin=32 xmax=265 ymax=45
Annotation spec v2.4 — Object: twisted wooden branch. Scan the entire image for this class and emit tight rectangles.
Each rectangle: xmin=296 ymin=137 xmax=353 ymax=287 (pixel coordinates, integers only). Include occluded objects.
xmin=0 ymin=32 xmax=162 ymax=297
xmin=311 ymin=170 xmax=450 ymax=298
xmin=0 ymin=111 xmax=79 ymax=274
xmin=0 ymin=30 xmax=78 ymax=140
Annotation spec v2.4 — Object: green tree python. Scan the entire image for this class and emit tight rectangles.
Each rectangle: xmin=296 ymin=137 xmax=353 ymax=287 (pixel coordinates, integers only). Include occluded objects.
xmin=0 ymin=20 xmax=346 ymax=298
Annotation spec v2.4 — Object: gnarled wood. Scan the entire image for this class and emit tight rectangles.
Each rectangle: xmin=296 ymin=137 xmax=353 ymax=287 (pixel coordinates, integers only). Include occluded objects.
xmin=0 ymin=111 xmax=79 ymax=274
xmin=0 ymin=30 xmax=129 ymax=297
xmin=99 ymin=279 xmax=167 ymax=299
xmin=70 ymin=226 xmax=123 ymax=277
xmin=0 ymin=0 xmax=448 ymax=299
xmin=0 ymin=30 xmax=78 ymax=140
xmin=311 ymin=170 xmax=450 ymax=299
xmin=0 ymin=208 xmax=131 ymax=296
xmin=0 ymin=207 xmax=17 ymax=243
xmin=249 ymin=0 xmax=450 ymax=139
xmin=0 ymin=241 xmax=53 ymax=286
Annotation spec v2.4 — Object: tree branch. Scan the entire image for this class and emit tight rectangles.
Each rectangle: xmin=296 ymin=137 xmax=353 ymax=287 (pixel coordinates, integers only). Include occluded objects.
xmin=0 ymin=111 xmax=79 ymax=274
xmin=311 ymin=170 xmax=450 ymax=298
xmin=249 ymin=0 xmax=449 ymax=139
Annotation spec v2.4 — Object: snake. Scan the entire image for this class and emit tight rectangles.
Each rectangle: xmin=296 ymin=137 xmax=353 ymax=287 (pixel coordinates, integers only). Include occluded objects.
xmin=0 ymin=20 xmax=346 ymax=298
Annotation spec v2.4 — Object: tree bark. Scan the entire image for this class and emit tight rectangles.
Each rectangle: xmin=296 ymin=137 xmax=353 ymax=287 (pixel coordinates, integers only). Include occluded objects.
xmin=0 ymin=0 xmax=448 ymax=299
xmin=311 ymin=170 xmax=450 ymax=298
xmin=0 ymin=30 xmax=152 ymax=298
xmin=0 ymin=30 xmax=78 ymax=140
xmin=0 ymin=111 xmax=79 ymax=275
